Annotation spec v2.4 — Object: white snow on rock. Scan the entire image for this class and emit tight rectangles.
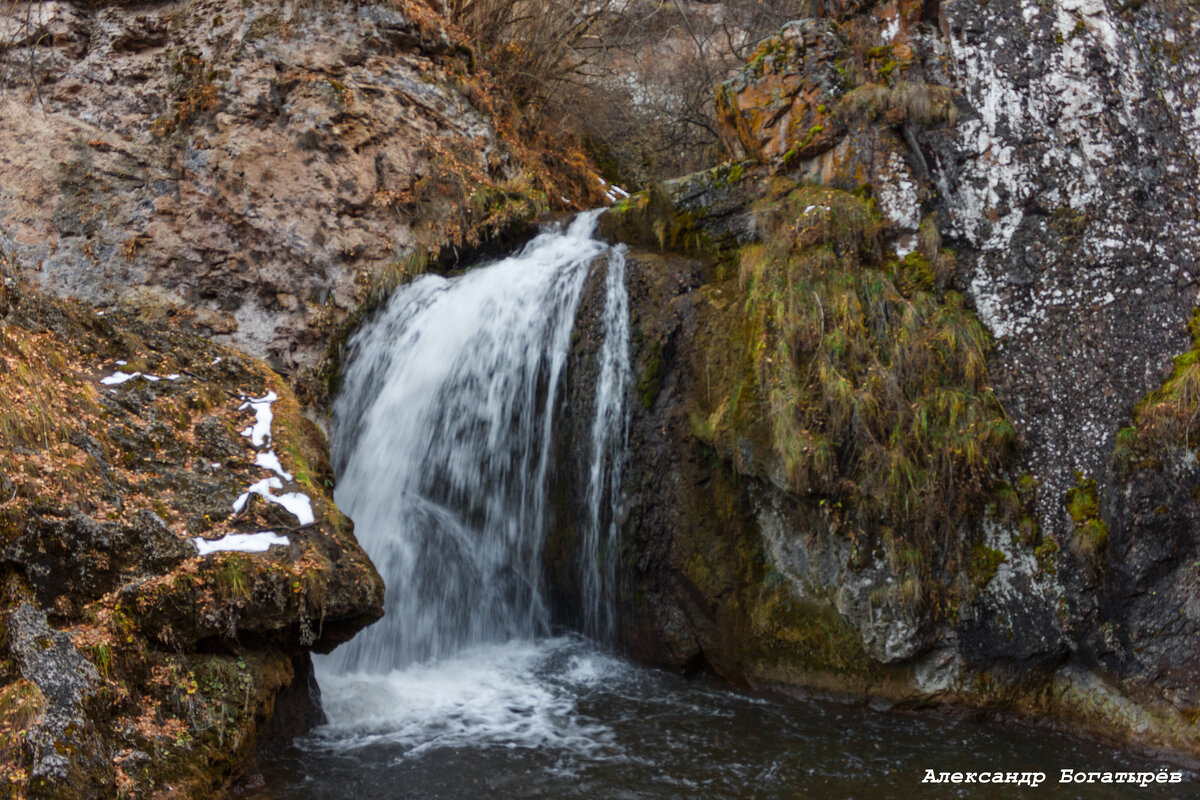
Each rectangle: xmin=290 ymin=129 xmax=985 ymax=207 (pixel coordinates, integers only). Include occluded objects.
xmin=239 ymin=391 xmax=278 ymax=447
xmin=598 ymin=177 xmax=631 ymax=204
xmin=232 ymin=475 xmax=315 ymax=526
xmin=255 ymin=451 xmax=293 ymax=481
xmin=272 ymin=492 xmax=314 ymax=526
xmin=233 ymin=477 xmax=282 ymax=513
xmin=100 ymin=370 xmax=175 ymax=386
xmin=192 ymin=531 xmax=290 ymax=556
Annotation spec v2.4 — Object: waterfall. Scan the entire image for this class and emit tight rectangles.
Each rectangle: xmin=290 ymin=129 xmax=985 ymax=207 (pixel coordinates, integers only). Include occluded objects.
xmin=580 ymin=245 xmax=630 ymax=641
xmin=324 ymin=211 xmax=629 ymax=673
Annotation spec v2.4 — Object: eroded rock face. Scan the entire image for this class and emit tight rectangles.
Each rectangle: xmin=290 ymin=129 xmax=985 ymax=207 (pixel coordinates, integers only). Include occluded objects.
xmin=0 ymin=0 xmax=586 ymax=375
xmin=8 ymin=603 xmax=111 ymax=800
xmin=715 ymin=20 xmax=847 ymax=165
xmin=933 ymin=0 xmax=1200 ymax=529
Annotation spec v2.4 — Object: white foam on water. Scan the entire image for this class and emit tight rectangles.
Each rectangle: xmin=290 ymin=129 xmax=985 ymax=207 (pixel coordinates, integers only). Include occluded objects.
xmin=316 ymin=211 xmax=634 ymax=767
xmin=311 ymin=638 xmax=621 ymax=759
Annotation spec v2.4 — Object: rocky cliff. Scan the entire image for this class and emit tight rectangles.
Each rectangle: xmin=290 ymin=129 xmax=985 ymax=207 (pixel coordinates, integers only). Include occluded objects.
xmin=581 ymin=0 xmax=1200 ymax=764
xmin=0 ymin=0 xmax=611 ymax=794
xmin=0 ymin=0 xmax=599 ymax=380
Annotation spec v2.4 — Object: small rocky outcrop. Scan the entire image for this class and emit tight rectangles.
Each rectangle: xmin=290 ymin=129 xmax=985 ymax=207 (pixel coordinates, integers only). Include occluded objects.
xmin=0 ymin=254 xmax=383 ymax=797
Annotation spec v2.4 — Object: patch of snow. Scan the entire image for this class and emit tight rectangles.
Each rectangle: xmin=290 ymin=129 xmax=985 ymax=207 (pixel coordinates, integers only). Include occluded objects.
xmin=192 ymin=531 xmax=290 ymax=556
xmin=232 ymin=475 xmax=314 ymax=526
xmin=273 ymin=492 xmax=314 ymax=526
xmin=212 ymin=357 xmax=223 ymax=365
xmin=238 ymin=391 xmax=278 ymax=447
xmin=165 ymin=374 xmax=181 ymax=381
xmin=875 ymin=150 xmax=921 ymax=231
xmin=100 ymin=371 xmax=139 ymax=385
xmin=255 ymin=451 xmax=293 ymax=481
xmin=881 ymin=15 xmax=901 ymax=42
xmin=115 ymin=360 xmax=127 ymax=366
xmin=233 ymin=477 xmax=282 ymax=513
xmin=100 ymin=370 xmax=176 ymax=386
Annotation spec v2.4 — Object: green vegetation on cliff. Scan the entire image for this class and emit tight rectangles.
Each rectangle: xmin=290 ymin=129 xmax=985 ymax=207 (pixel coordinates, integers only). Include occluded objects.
xmin=696 ymin=179 xmax=1015 ymax=603
xmin=1114 ymin=309 xmax=1200 ymax=470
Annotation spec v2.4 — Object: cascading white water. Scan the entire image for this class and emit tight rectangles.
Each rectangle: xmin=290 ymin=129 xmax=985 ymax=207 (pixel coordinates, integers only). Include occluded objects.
xmin=323 ymin=210 xmax=629 ymax=675
xmin=579 ymin=246 xmax=630 ymax=642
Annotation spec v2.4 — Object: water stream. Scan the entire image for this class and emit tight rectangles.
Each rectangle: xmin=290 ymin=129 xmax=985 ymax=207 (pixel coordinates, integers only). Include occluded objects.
xmin=258 ymin=215 xmax=1197 ymax=798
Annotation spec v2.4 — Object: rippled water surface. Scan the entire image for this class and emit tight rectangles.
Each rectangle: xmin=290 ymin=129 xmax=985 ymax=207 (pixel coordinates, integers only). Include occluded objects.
xmin=256 ymin=636 xmax=1195 ymax=800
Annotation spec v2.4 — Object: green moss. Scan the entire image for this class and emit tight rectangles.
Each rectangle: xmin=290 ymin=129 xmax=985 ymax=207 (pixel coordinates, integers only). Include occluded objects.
xmin=1120 ymin=308 xmax=1200 ymax=462
xmin=597 ymin=185 xmax=711 ymax=256
xmin=1065 ymin=472 xmax=1108 ymax=560
xmin=795 ymin=124 xmax=824 ymax=152
xmin=697 ymin=181 xmax=1014 ymax=609
xmin=216 ymin=554 xmax=251 ymax=600
xmin=969 ymin=543 xmax=1007 ymax=588
xmin=637 ymin=339 xmax=663 ymax=409
xmin=750 ymin=588 xmax=878 ymax=676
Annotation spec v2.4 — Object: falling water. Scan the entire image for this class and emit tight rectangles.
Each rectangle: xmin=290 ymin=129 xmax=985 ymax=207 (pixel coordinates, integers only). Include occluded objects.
xmin=324 ymin=210 xmax=629 ymax=673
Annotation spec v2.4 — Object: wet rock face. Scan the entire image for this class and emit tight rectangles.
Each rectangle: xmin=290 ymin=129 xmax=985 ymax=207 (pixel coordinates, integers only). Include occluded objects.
xmin=925 ymin=0 xmax=1200 ymax=726
xmin=0 ymin=0 xmax=560 ymax=374
xmin=10 ymin=511 xmax=194 ymax=616
xmin=1104 ymin=454 xmax=1200 ymax=710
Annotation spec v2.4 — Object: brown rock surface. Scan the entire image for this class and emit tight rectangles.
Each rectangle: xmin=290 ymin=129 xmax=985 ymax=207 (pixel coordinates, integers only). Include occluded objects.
xmin=0 ymin=0 xmax=597 ymax=375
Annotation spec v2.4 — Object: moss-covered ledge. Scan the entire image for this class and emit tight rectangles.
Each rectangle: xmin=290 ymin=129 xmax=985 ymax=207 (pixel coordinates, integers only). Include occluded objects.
xmin=0 ymin=252 xmax=383 ymax=798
